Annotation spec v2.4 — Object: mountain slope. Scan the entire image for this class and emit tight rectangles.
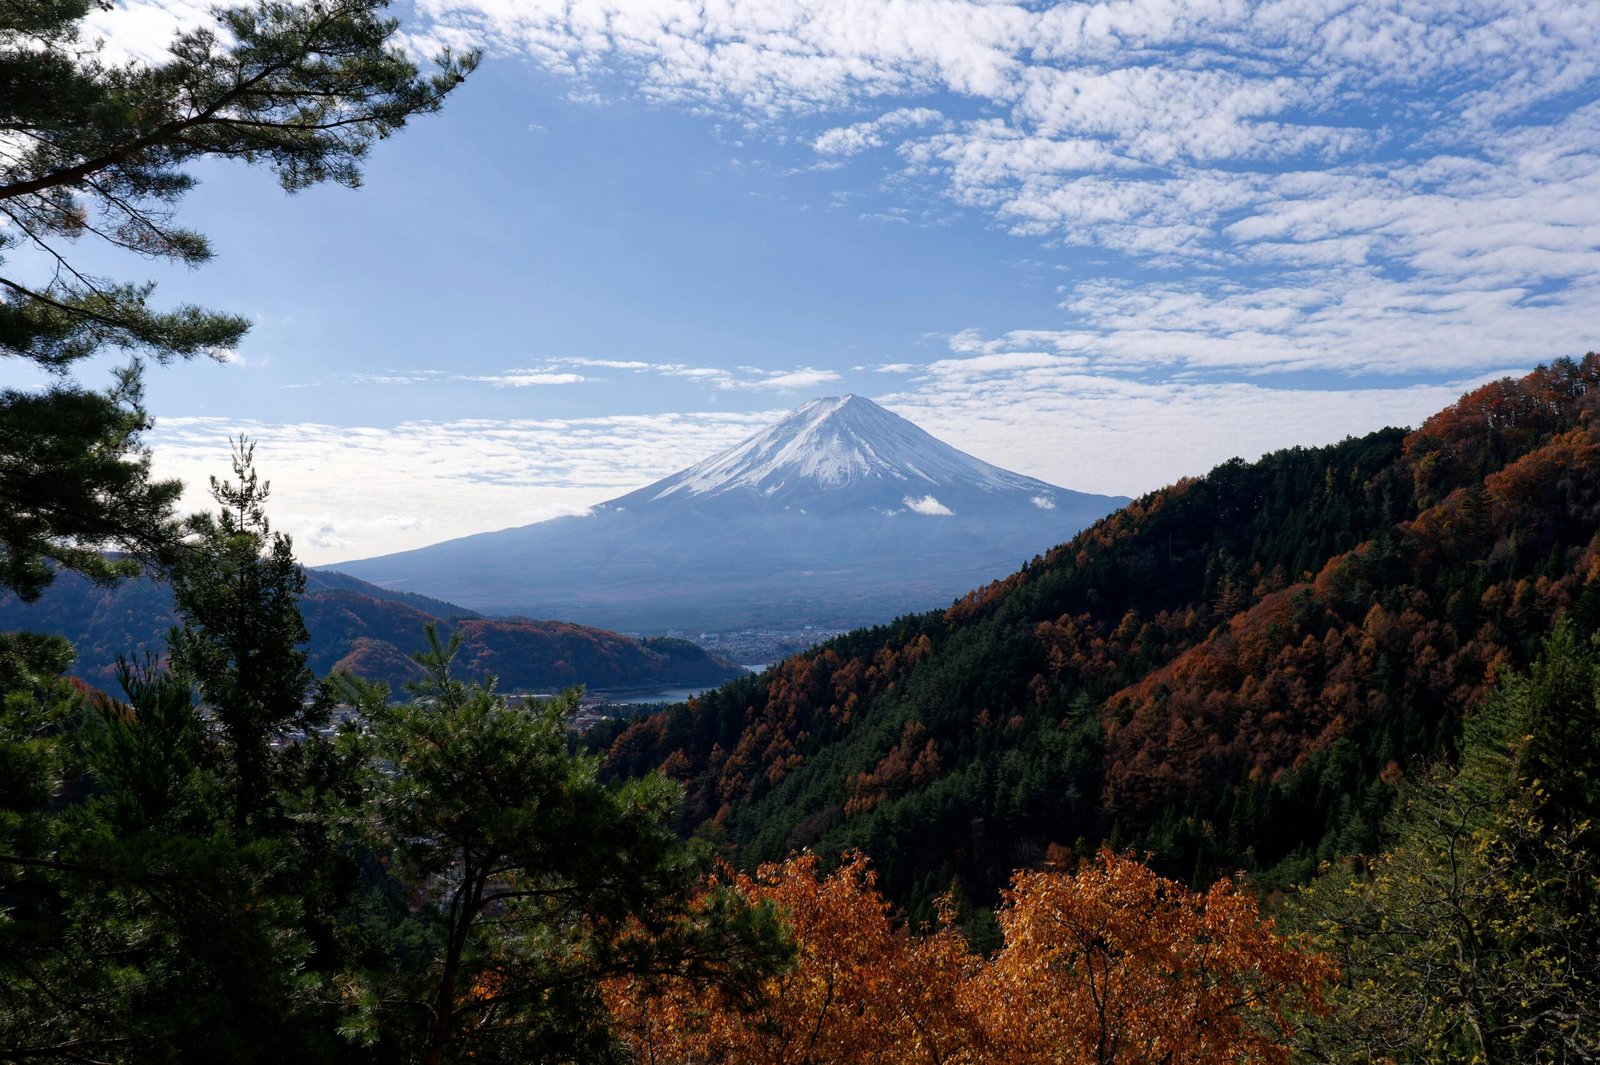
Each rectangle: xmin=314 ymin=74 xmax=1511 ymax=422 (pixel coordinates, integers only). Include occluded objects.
xmin=598 ymin=356 xmax=1600 ymax=913
xmin=0 ymin=568 xmax=742 ymax=694
xmin=334 ymin=396 xmax=1128 ymax=630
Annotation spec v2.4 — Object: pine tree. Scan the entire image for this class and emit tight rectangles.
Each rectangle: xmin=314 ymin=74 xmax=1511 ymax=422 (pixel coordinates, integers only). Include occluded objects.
xmin=0 ymin=0 xmax=475 ymax=598
xmin=336 ymin=630 xmax=790 ymax=1063
xmin=4 ymin=447 xmax=364 ymax=1062
xmin=168 ymin=436 xmax=318 ymax=830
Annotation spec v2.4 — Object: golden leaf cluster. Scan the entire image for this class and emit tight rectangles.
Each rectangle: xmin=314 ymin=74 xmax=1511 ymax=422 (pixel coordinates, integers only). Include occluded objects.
xmin=608 ymin=850 xmax=1333 ymax=1064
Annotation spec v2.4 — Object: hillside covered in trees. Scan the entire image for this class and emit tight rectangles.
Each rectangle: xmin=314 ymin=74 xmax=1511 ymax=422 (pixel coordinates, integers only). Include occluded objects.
xmin=601 ymin=355 xmax=1600 ymax=911
xmin=0 ymin=568 xmax=741 ymax=693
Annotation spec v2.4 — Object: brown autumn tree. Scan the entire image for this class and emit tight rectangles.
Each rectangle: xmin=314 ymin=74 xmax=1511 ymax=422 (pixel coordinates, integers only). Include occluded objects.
xmin=977 ymin=851 xmax=1335 ymax=1065
xmin=609 ymin=850 xmax=1333 ymax=1065
xmin=608 ymin=852 xmax=981 ymax=1065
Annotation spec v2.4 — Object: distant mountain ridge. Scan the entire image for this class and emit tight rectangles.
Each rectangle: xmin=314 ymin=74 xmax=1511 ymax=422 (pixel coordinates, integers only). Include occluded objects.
xmin=0 ymin=567 xmax=742 ymax=694
xmin=335 ymin=396 xmax=1128 ymax=630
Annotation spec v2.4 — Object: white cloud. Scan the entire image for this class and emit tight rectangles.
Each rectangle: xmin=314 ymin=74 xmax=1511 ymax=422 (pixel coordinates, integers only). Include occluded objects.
xmin=390 ymin=0 xmax=1600 ymax=378
xmin=84 ymin=0 xmax=221 ymax=62
xmin=298 ymin=513 xmax=427 ymax=552
xmin=903 ymin=494 xmax=954 ymax=516
xmin=739 ymin=367 xmax=843 ymax=391
xmin=320 ymin=368 xmax=588 ymax=389
xmin=340 ymin=372 xmax=440 ymax=386
xmin=215 ymin=348 xmax=256 ymax=366
xmin=814 ymin=107 xmax=943 ymax=156
xmin=466 ymin=371 xmax=588 ymax=387
xmin=148 ymin=410 xmax=780 ymax=564
xmin=557 ymin=358 xmax=656 ymax=370
xmin=314 ymin=359 xmax=846 ymax=394
xmin=920 ymin=259 xmax=1600 ymax=379
xmin=532 ymin=356 xmax=843 ymax=392
xmin=875 ymin=368 xmax=1509 ymax=499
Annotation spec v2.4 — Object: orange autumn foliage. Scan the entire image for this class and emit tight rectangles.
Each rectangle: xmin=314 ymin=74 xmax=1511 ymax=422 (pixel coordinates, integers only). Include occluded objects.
xmin=978 ymin=853 xmax=1335 ymax=1065
xmin=844 ymin=721 xmax=943 ymax=816
xmin=607 ymin=852 xmax=1332 ymax=1065
xmin=609 ymin=852 xmax=979 ymax=1065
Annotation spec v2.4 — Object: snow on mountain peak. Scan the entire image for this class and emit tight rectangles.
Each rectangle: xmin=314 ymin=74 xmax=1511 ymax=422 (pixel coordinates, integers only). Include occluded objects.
xmin=610 ymin=394 xmax=1057 ymax=509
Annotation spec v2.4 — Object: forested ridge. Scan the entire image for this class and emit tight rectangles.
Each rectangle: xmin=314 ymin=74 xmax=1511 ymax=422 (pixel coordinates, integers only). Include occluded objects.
xmin=0 ymin=567 xmax=742 ymax=692
xmin=602 ymin=355 xmax=1600 ymax=910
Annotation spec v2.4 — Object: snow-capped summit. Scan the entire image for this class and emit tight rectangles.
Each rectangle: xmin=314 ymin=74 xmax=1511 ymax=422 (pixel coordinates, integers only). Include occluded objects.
xmin=611 ymin=395 xmax=1065 ymax=515
xmin=334 ymin=397 xmax=1128 ymax=631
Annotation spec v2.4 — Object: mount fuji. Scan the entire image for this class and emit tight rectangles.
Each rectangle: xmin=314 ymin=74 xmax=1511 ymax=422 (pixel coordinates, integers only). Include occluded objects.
xmin=331 ymin=397 xmax=1129 ymax=631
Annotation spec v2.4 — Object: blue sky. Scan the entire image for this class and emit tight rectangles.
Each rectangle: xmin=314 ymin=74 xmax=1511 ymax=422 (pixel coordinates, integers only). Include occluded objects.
xmin=25 ymin=0 xmax=1600 ymax=562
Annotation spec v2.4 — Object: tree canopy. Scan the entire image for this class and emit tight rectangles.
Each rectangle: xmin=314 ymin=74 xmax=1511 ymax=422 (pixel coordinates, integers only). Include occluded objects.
xmin=0 ymin=0 xmax=476 ymax=599
xmin=168 ymin=436 xmax=322 ymax=830
xmin=337 ymin=634 xmax=790 ymax=1063
xmin=1294 ymin=623 xmax=1600 ymax=1061
xmin=609 ymin=849 xmax=1333 ymax=1065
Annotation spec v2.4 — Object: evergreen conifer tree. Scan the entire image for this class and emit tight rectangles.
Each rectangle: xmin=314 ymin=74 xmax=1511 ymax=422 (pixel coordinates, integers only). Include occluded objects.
xmin=336 ymin=633 xmax=791 ymax=1063
xmin=168 ymin=436 xmax=319 ymax=830
xmin=0 ymin=0 xmax=475 ymax=599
